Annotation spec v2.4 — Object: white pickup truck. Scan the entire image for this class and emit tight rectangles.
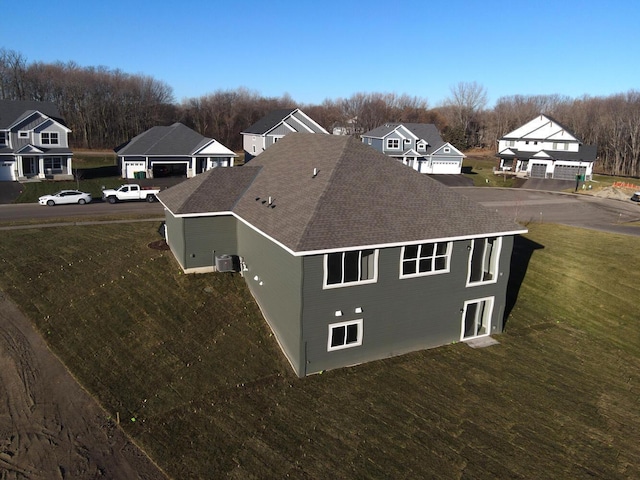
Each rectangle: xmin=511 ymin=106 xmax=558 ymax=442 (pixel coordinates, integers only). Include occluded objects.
xmin=102 ymin=184 xmax=161 ymax=204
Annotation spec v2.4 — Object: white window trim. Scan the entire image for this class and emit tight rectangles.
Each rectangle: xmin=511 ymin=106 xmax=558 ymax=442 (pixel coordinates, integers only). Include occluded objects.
xmin=400 ymin=242 xmax=451 ymax=279
xmin=18 ymin=131 xmax=29 ymax=138
xmin=466 ymin=237 xmax=502 ymax=286
xmin=327 ymin=319 xmax=363 ymax=351
xmin=460 ymin=296 xmax=494 ymax=340
xmin=41 ymin=131 xmax=59 ymax=145
xmin=443 ymin=147 xmax=451 ymax=153
xmin=386 ymin=138 xmax=400 ymax=150
xmin=323 ymin=249 xmax=379 ymax=289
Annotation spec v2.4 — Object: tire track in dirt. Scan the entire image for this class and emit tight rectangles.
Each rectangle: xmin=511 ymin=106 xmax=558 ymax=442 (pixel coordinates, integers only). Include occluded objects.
xmin=0 ymin=291 xmax=167 ymax=479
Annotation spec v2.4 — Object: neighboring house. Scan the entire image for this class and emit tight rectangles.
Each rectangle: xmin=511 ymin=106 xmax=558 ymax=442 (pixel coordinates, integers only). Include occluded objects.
xmin=241 ymin=108 xmax=328 ymax=162
xmin=497 ymin=114 xmax=597 ymax=180
xmin=361 ymin=123 xmax=465 ymax=174
xmin=157 ymin=133 xmax=527 ymax=377
xmin=116 ymin=122 xmax=236 ymax=179
xmin=0 ymin=100 xmax=73 ymax=182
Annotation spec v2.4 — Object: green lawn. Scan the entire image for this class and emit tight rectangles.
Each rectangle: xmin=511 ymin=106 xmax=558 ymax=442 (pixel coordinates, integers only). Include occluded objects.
xmin=0 ymin=222 xmax=639 ymax=478
xmin=463 ymin=153 xmax=522 ymax=187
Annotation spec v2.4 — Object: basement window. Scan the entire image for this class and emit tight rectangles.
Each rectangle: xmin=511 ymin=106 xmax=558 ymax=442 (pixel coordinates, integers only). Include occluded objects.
xmin=328 ymin=319 xmax=363 ymax=351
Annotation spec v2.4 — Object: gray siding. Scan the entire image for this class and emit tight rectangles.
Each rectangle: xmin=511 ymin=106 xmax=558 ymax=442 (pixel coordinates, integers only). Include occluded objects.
xmin=238 ymin=222 xmax=304 ymax=376
xmin=292 ymin=111 xmax=324 ymax=133
xmin=382 ymin=131 xmax=404 ymax=155
xmin=183 ymin=216 xmax=237 ymax=270
xmin=164 ymin=212 xmax=186 ymax=268
xmin=269 ymin=124 xmax=293 ymax=136
xmin=366 ymin=137 xmax=384 ymax=153
xmin=300 ymin=237 xmax=514 ymax=374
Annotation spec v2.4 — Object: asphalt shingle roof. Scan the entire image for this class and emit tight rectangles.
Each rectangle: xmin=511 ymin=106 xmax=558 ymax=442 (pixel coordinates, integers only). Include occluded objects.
xmin=0 ymin=100 xmax=65 ymax=128
xmin=117 ymin=123 xmax=214 ymax=156
xmin=499 ymin=146 xmax=597 ymax=162
xmin=241 ymin=109 xmax=297 ymax=135
xmin=160 ymin=133 xmax=525 ymax=253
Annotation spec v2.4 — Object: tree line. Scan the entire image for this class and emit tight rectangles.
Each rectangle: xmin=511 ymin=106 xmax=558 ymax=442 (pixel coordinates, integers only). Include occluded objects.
xmin=2 ymin=49 xmax=639 ymax=177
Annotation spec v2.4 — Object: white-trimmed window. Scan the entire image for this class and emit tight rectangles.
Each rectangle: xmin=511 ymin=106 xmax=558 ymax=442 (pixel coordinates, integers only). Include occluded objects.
xmin=328 ymin=319 xmax=363 ymax=351
xmin=401 ymin=242 xmax=451 ymax=278
xmin=506 ymin=140 xmax=515 ymax=147
xmin=18 ymin=131 xmax=29 ymax=138
xmin=417 ymin=142 xmax=426 ymax=151
xmin=41 ymin=132 xmax=59 ymax=145
xmin=443 ymin=147 xmax=451 ymax=153
xmin=461 ymin=297 xmax=494 ymax=340
xmin=467 ymin=237 xmax=502 ymax=285
xmin=324 ymin=249 xmax=377 ymax=288
xmin=386 ymin=138 xmax=400 ymax=149
xmin=0 ymin=132 xmax=6 ymax=145
xmin=44 ymin=157 xmax=63 ymax=172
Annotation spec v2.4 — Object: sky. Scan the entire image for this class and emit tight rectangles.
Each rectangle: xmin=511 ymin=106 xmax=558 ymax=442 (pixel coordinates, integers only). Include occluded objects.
xmin=3 ymin=0 xmax=640 ymax=107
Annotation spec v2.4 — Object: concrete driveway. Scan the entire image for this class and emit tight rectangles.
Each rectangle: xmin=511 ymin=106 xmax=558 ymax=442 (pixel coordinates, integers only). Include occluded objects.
xmin=457 ymin=187 xmax=640 ymax=237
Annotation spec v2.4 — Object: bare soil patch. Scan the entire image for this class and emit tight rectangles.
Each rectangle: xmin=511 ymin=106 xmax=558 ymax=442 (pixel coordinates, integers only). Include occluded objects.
xmin=0 ymin=291 xmax=167 ymax=479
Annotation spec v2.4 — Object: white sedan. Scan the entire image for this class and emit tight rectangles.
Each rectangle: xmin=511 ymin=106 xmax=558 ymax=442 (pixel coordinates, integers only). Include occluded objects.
xmin=38 ymin=190 xmax=92 ymax=206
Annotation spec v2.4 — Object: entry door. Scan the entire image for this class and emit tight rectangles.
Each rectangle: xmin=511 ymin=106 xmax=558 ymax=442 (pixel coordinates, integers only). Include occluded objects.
xmin=22 ymin=157 xmax=37 ymax=175
xmin=461 ymin=297 xmax=494 ymax=340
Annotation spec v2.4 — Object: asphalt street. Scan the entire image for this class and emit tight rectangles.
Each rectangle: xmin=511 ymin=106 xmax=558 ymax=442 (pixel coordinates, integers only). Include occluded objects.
xmin=0 ymin=185 xmax=639 ymax=236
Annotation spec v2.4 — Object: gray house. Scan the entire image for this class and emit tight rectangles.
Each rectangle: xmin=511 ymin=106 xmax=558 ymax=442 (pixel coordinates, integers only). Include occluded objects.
xmin=116 ymin=122 xmax=236 ymax=179
xmin=241 ymin=108 xmax=328 ymax=162
xmin=0 ymin=100 xmax=73 ymax=181
xmin=158 ymin=133 xmax=527 ymax=377
xmin=361 ymin=123 xmax=465 ymax=174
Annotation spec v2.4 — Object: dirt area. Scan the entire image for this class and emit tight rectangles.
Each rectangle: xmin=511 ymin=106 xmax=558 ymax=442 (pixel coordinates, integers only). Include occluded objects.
xmin=587 ymin=185 xmax=638 ymax=201
xmin=0 ymin=291 xmax=167 ymax=479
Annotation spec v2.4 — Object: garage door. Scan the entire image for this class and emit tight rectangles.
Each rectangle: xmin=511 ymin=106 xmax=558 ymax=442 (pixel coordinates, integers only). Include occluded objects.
xmin=125 ymin=162 xmax=146 ymax=179
xmin=530 ymin=163 xmax=547 ymax=178
xmin=553 ymin=165 xmax=586 ymax=180
xmin=431 ymin=161 xmax=461 ymax=174
xmin=0 ymin=162 xmax=15 ymax=181
xmin=152 ymin=163 xmax=187 ymax=177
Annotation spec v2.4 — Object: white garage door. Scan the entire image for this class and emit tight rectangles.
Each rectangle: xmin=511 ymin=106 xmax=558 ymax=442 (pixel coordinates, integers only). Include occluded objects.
xmin=431 ymin=161 xmax=461 ymax=174
xmin=0 ymin=162 xmax=15 ymax=181
xmin=125 ymin=162 xmax=146 ymax=179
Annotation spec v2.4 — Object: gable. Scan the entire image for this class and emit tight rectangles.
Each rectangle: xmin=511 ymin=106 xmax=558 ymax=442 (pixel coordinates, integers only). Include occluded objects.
xmin=432 ymin=142 xmax=464 ymax=157
xmin=195 ymin=140 xmax=236 ymax=156
xmin=16 ymin=144 xmax=45 ymax=154
xmin=502 ymin=114 xmax=580 ymax=143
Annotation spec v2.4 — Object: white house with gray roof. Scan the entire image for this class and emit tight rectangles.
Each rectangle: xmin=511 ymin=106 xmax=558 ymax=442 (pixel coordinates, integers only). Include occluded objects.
xmin=497 ymin=114 xmax=597 ymax=180
xmin=158 ymin=133 xmax=526 ymax=377
xmin=116 ymin=122 xmax=236 ymax=179
xmin=361 ymin=123 xmax=465 ymax=174
xmin=241 ymin=108 xmax=328 ymax=162
xmin=0 ymin=100 xmax=73 ymax=181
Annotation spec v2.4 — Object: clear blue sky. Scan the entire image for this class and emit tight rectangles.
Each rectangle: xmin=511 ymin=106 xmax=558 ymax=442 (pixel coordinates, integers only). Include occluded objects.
xmin=4 ymin=0 xmax=640 ymax=107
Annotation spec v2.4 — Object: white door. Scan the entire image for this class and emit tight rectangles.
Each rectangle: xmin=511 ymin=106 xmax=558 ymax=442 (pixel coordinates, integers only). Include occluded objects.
xmin=461 ymin=297 xmax=494 ymax=340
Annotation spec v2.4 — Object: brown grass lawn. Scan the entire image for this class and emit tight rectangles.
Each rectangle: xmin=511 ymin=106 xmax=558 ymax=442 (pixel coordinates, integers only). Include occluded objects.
xmin=0 ymin=222 xmax=639 ymax=478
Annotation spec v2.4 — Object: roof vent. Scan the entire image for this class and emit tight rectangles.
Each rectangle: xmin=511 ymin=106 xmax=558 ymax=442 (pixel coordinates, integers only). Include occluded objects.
xmin=313 ymin=168 xmax=318 ymax=177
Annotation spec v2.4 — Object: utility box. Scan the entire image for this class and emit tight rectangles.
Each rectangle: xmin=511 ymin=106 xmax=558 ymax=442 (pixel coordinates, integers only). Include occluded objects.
xmin=215 ymin=254 xmax=235 ymax=272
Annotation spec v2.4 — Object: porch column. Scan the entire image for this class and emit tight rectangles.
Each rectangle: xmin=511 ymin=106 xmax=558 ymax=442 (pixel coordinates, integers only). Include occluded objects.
xmin=15 ymin=155 xmax=23 ymax=178
xmin=38 ymin=156 xmax=45 ymax=178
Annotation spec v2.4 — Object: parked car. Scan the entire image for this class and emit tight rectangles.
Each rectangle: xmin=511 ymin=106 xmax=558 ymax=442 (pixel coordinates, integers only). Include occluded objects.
xmin=631 ymin=192 xmax=640 ymax=203
xmin=39 ymin=190 xmax=92 ymax=206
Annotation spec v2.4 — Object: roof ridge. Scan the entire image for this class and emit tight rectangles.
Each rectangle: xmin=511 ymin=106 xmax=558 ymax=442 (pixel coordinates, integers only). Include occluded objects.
xmin=293 ymin=136 xmax=350 ymax=251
